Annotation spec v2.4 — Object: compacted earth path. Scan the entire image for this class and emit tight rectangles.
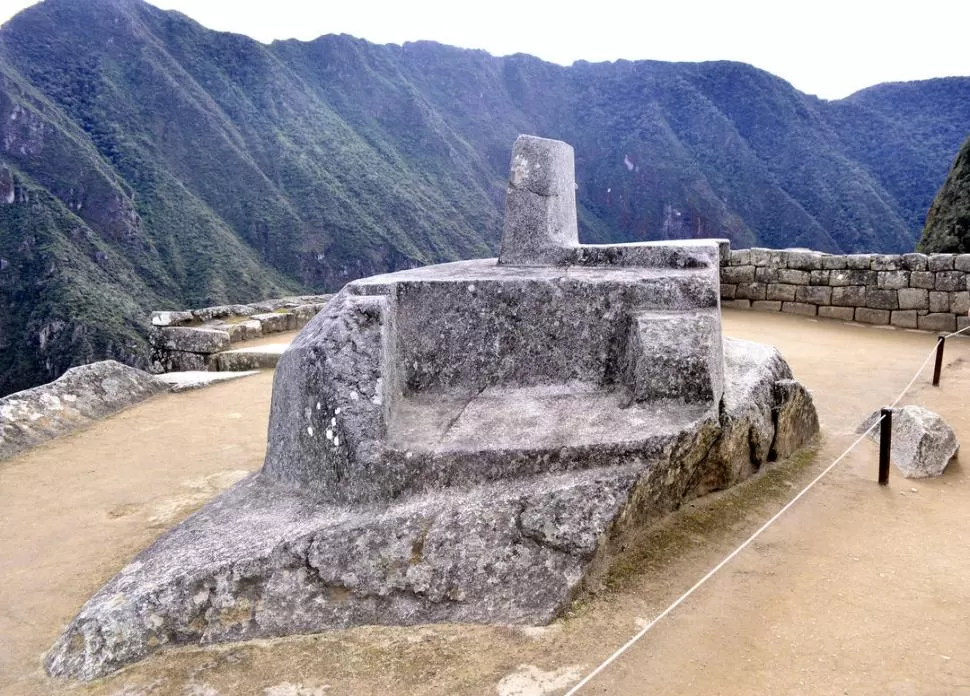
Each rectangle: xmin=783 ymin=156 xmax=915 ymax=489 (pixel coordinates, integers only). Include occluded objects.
xmin=1 ymin=311 xmax=969 ymax=696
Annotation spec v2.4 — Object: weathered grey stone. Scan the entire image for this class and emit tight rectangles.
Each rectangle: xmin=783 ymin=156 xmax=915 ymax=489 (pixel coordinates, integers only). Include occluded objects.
xmin=46 ymin=138 xmax=819 ymax=681
xmin=831 ymin=285 xmax=867 ymax=307
xmin=845 ymin=254 xmax=873 ymax=270
xmin=897 ymin=288 xmax=929 ymax=311
xmin=749 ymin=248 xmax=771 ymax=267
xmin=865 ymin=289 xmax=898 ymax=311
xmin=721 ymin=265 xmax=755 ymax=284
xmin=752 ymin=300 xmax=783 ymax=312
xmin=721 ymin=299 xmax=752 ymax=310
xmin=45 ymin=334 xmax=817 ymax=682
xmin=213 ymin=344 xmax=289 ymax=371
xmin=935 ymin=271 xmax=966 ymax=292
xmin=910 ymin=271 xmax=936 ymax=289
xmin=955 ymin=254 xmax=970 ymax=272
xmin=929 ymin=291 xmax=950 ymax=313
xmin=918 ymin=313 xmax=957 ymax=332
xmin=498 ymin=135 xmax=578 ymax=265
xmin=736 ymin=282 xmax=766 ymax=300
xmin=781 ymin=302 xmax=817 ymax=316
xmin=795 ymin=285 xmax=831 ymax=305
xmin=820 ymin=255 xmax=847 ymax=270
xmin=861 ymin=405 xmax=959 ymax=478
xmin=809 ymin=270 xmax=830 ymax=285
xmin=901 ymin=253 xmax=929 ymax=271
xmin=193 ymin=304 xmax=256 ymax=322
xmin=877 ymin=270 xmax=909 ymax=290
xmin=891 ymin=310 xmax=919 ymax=329
xmin=928 ymin=255 xmax=955 ymax=271
xmin=729 ymin=249 xmax=751 ymax=266
xmin=157 ymin=370 xmax=259 ymax=392
xmin=622 ymin=310 xmax=723 ymax=405
xmin=818 ymin=306 xmax=854 ymax=321
xmin=855 ymin=308 xmax=890 ymax=325
xmin=252 ymin=312 xmax=291 ymax=334
xmin=951 ymin=291 xmax=970 ymax=316
xmin=150 ymin=310 xmax=194 ymax=327
xmin=768 ymin=250 xmax=788 ymax=267
xmin=150 ymin=351 xmax=209 ymax=373
xmin=151 ymin=327 xmax=230 ymax=354
xmin=292 ymin=304 xmax=321 ymax=329
xmin=771 ymin=379 xmax=819 ymax=460
xmin=720 ymin=283 xmax=738 ymax=300
xmin=777 ymin=269 xmax=810 ymax=285
xmin=225 ymin=319 xmax=263 ymax=343
xmin=830 ymin=269 xmax=876 ymax=286
xmin=766 ymin=284 xmax=796 ymax=301
xmin=959 ymin=316 xmax=970 ymax=332
xmin=786 ymin=251 xmax=823 ymax=270
xmin=0 ymin=361 xmax=168 ymax=460
xmin=870 ymin=254 xmax=901 ymax=271
xmin=755 ymin=266 xmax=780 ymax=283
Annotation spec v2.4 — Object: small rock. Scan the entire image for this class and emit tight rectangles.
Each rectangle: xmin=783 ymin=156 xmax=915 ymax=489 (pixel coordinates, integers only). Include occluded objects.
xmin=859 ymin=405 xmax=959 ymax=478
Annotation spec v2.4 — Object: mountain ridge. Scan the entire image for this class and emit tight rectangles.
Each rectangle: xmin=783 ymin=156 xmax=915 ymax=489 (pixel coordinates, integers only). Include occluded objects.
xmin=0 ymin=0 xmax=968 ymax=395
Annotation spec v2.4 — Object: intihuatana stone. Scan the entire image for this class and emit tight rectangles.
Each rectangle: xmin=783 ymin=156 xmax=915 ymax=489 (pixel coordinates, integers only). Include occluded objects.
xmin=46 ymin=135 xmax=820 ymax=681
xmin=860 ymin=405 xmax=959 ymax=478
xmin=0 ymin=361 xmax=168 ymax=460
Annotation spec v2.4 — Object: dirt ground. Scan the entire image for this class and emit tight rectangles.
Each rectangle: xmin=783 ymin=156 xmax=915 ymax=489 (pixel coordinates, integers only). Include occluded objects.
xmin=2 ymin=310 xmax=969 ymax=696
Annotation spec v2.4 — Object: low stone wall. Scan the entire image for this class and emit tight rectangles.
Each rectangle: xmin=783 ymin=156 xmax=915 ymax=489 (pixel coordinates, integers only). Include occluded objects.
xmin=149 ymin=295 xmax=332 ymax=373
xmin=720 ymin=249 xmax=970 ymax=332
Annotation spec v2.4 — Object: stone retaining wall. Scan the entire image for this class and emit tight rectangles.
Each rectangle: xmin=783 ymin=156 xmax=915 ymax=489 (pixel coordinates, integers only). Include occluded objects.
xmin=720 ymin=249 xmax=970 ymax=333
xmin=148 ymin=295 xmax=332 ymax=373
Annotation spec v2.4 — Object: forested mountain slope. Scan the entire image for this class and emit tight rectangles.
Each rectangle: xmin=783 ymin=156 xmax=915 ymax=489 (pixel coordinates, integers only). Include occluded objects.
xmin=0 ymin=0 xmax=967 ymax=394
xmin=919 ymin=134 xmax=970 ymax=253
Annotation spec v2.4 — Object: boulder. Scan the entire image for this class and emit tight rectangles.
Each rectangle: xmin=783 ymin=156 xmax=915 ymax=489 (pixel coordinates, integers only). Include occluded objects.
xmin=860 ymin=405 xmax=959 ymax=478
xmin=0 ymin=361 xmax=169 ymax=460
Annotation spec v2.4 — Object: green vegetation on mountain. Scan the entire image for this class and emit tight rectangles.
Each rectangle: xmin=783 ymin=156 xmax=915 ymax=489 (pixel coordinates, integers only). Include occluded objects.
xmin=0 ymin=0 xmax=967 ymax=395
xmin=919 ymin=135 xmax=970 ymax=253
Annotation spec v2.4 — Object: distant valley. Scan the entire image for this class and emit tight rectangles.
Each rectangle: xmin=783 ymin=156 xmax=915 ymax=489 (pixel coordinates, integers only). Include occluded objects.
xmin=0 ymin=0 xmax=968 ymax=395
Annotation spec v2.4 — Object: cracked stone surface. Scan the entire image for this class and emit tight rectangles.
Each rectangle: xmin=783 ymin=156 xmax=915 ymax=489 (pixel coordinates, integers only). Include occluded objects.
xmin=46 ymin=136 xmax=819 ymax=680
xmin=0 ymin=361 xmax=169 ymax=460
xmin=860 ymin=405 xmax=960 ymax=478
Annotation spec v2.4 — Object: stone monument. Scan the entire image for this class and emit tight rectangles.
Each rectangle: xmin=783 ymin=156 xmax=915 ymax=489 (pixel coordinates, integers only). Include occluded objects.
xmin=46 ymin=135 xmax=819 ymax=680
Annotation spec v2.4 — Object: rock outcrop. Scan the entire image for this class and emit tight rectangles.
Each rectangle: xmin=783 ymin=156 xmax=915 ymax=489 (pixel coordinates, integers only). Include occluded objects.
xmin=45 ymin=136 xmax=820 ymax=681
xmin=861 ymin=405 xmax=960 ymax=478
xmin=0 ymin=361 xmax=169 ymax=461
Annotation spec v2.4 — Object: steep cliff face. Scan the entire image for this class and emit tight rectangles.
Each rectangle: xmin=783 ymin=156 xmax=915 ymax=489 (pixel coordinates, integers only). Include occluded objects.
xmin=0 ymin=0 xmax=968 ymax=394
xmin=919 ymin=135 xmax=970 ymax=253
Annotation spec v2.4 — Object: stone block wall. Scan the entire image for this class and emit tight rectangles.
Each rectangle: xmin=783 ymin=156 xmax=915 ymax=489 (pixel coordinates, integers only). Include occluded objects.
xmin=148 ymin=295 xmax=332 ymax=373
xmin=720 ymin=249 xmax=970 ymax=332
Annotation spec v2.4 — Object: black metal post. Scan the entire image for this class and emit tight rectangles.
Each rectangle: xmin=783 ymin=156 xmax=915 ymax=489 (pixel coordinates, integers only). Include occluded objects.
xmin=878 ymin=408 xmax=892 ymax=485
xmin=932 ymin=336 xmax=946 ymax=386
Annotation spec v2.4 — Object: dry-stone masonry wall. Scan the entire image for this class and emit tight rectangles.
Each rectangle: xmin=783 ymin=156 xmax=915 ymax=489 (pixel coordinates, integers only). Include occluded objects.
xmin=720 ymin=249 xmax=970 ymax=333
xmin=148 ymin=295 xmax=332 ymax=372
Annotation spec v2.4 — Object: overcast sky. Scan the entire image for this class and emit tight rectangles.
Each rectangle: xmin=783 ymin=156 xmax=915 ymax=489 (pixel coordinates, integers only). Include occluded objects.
xmin=1 ymin=0 xmax=968 ymax=99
